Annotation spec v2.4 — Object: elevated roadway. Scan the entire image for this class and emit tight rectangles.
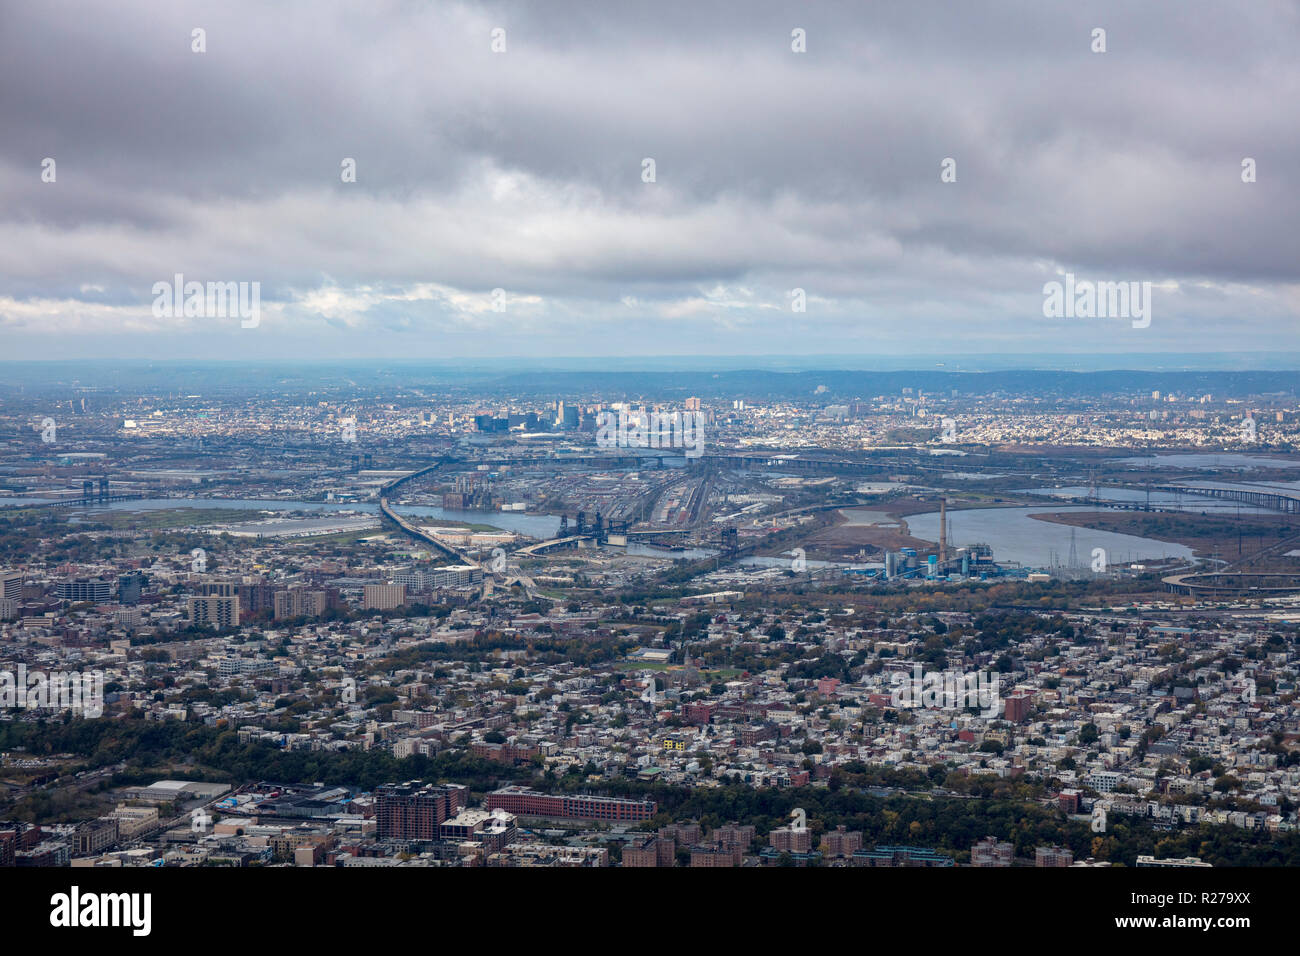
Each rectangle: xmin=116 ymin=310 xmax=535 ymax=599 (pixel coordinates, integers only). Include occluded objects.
xmin=377 ymin=460 xmax=477 ymax=564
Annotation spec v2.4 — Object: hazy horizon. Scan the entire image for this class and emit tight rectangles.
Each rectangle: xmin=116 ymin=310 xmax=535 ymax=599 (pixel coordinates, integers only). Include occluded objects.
xmin=5 ymin=352 xmax=1300 ymax=373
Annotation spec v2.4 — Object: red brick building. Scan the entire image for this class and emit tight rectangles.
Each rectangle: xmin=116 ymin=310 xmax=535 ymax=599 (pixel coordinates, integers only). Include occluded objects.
xmin=1035 ymin=846 xmax=1074 ymax=867
xmin=683 ymin=702 xmax=715 ymax=725
xmin=471 ymin=741 xmax=540 ymax=764
xmin=690 ymin=845 xmax=736 ymax=867
xmin=621 ymin=836 xmax=661 ymax=867
xmin=375 ymin=782 xmax=469 ymax=840
xmin=769 ymin=826 xmax=812 ymax=854
xmin=486 ymin=786 xmax=656 ymax=823
xmin=971 ymin=836 xmax=1014 ymax=867
xmin=820 ymin=825 xmax=863 ymax=858
xmin=658 ymin=823 xmax=702 ymax=845
xmin=1003 ymin=693 xmax=1032 ymax=723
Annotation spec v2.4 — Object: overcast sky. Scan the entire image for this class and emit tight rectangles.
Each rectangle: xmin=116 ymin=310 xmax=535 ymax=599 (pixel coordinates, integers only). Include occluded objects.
xmin=2 ymin=0 xmax=1298 ymax=361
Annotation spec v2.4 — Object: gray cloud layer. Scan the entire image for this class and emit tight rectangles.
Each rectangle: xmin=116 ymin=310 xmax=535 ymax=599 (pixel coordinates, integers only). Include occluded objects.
xmin=1 ymin=0 xmax=1297 ymax=359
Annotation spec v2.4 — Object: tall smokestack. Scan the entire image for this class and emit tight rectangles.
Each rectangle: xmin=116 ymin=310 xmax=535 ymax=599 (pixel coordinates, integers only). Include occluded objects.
xmin=939 ymin=498 xmax=947 ymax=564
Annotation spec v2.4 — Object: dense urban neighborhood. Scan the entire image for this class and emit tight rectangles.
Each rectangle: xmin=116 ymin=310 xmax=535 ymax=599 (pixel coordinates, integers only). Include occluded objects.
xmin=5 ymin=371 xmax=1300 ymax=869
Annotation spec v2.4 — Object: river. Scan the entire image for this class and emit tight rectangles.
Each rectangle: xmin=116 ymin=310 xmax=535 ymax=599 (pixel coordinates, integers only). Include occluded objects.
xmin=0 ymin=496 xmax=562 ymax=539
xmin=906 ymin=505 xmax=1194 ymax=568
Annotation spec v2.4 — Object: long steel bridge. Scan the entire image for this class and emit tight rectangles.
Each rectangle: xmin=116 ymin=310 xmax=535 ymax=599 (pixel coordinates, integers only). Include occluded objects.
xmin=6 ymin=493 xmax=145 ymax=510
xmin=1153 ymin=484 xmax=1300 ymax=514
